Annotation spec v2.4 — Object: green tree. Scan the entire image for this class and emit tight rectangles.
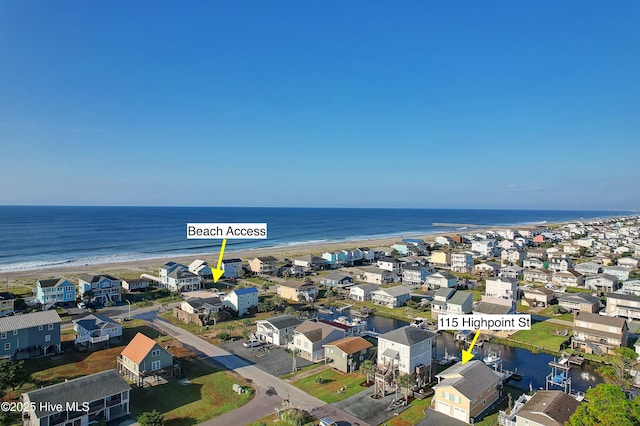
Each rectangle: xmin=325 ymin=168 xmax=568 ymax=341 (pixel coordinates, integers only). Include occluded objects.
xmin=568 ymin=384 xmax=640 ymax=426
xmin=210 ymin=310 xmax=220 ymax=329
xmin=284 ymin=306 xmax=296 ymax=315
xmin=82 ymin=290 xmax=94 ymax=302
xmin=138 ymin=410 xmax=165 ymax=426
xmin=397 ymin=373 xmax=414 ymax=403
xmin=599 ymin=347 xmax=638 ymax=391
xmin=359 ymin=359 xmax=375 ymax=384
xmin=0 ymin=360 xmax=30 ymax=396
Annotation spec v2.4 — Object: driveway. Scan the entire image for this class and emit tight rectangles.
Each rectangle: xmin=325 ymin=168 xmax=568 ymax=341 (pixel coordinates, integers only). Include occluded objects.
xmin=138 ymin=312 xmax=369 ymax=426
xmin=221 ymin=339 xmax=314 ymax=377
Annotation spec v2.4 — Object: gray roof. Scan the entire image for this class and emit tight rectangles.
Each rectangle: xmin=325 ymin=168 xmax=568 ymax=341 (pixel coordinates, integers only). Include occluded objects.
xmin=379 ymin=326 xmax=436 ymax=346
xmin=265 ymin=314 xmax=302 ymax=329
xmin=0 ymin=310 xmax=61 ymax=333
xmin=518 ymin=390 xmax=580 ymax=426
xmin=168 ymin=269 xmax=199 ymax=279
xmin=558 ymin=292 xmax=600 ymax=305
xmin=24 ymin=369 xmax=130 ymax=418
xmin=37 ymin=278 xmax=71 ymax=288
xmin=434 ymin=360 xmax=501 ymax=399
xmin=435 ymin=287 xmax=456 ymax=299
xmin=324 ymin=272 xmax=353 ymax=282
xmin=78 ymin=274 xmax=118 ymax=283
xmin=374 ymin=285 xmax=410 ymax=297
xmin=185 ymin=297 xmax=222 ymax=309
xmin=575 ymin=311 xmax=627 ymax=328
xmin=585 ymin=273 xmax=618 ymax=283
xmin=351 ymin=283 xmax=380 ymax=292
xmin=448 ymin=291 xmax=472 ymax=306
xmin=606 ymin=292 xmax=640 ymax=303
xmin=473 ymin=302 xmax=513 ymax=315
xmin=73 ymin=314 xmax=120 ymax=331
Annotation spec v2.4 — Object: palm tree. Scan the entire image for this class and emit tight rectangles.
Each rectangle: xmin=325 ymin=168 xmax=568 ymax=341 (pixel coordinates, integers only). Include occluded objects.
xmin=397 ymin=373 xmax=414 ymax=403
xmin=359 ymin=359 xmax=375 ymax=385
xmin=210 ymin=310 xmax=220 ymax=329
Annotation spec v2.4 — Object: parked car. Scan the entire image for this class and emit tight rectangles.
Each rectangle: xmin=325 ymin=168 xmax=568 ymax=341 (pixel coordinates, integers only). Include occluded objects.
xmin=319 ymin=418 xmax=338 ymax=426
xmin=243 ymin=340 xmax=262 ymax=348
xmin=77 ymin=302 xmax=87 ymax=309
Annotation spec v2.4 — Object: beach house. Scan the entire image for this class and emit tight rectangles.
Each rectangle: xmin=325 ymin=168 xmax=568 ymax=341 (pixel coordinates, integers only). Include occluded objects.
xmin=323 ymin=336 xmax=373 ymax=373
xmin=349 ymin=283 xmax=380 ymax=302
xmin=370 ymin=286 xmax=411 ymax=308
xmin=451 ymin=252 xmax=474 ymax=273
xmin=551 ymin=270 xmax=584 ymax=287
xmin=523 ymin=269 xmax=552 ymax=284
xmin=425 ymin=271 xmax=457 ymax=290
xmin=584 ymin=273 xmax=618 ymax=295
xmin=572 ymin=312 xmax=628 ymax=356
xmin=78 ymin=274 xmax=123 ymax=305
xmin=431 ymin=288 xmax=473 ymax=319
xmin=548 ymin=257 xmax=573 ymax=272
xmin=174 ymin=297 xmax=223 ymax=325
xmin=471 ymin=239 xmax=499 ymax=257
xmin=0 ymin=310 xmax=61 ymax=359
xmin=605 ymin=293 xmax=640 ymax=319
xmin=574 ymin=261 xmax=603 ymax=276
xmin=430 ymin=251 xmax=451 ymax=267
xmin=377 ymin=326 xmax=436 ymax=380
xmin=523 ymin=258 xmax=545 ymax=269
xmin=188 ymin=259 xmax=212 ymax=278
xmin=255 ymin=314 xmax=302 ymax=346
xmin=321 ymin=272 xmax=354 ymax=288
xmin=402 ymin=265 xmax=430 ymax=288
xmin=521 ymin=287 xmax=555 ymax=307
xmin=377 ymin=257 xmax=404 ymax=274
xmin=276 ymin=281 xmax=319 ymax=302
xmin=220 ymin=258 xmax=243 ymax=278
xmin=291 ymin=320 xmax=348 ymax=362
xmin=603 ymin=265 xmax=631 ymax=281
xmin=473 ymin=262 xmax=501 ymax=276
xmin=557 ymin=293 xmax=600 ymax=313
xmin=432 ymin=361 xmax=501 ymax=424
xmin=293 ymin=254 xmax=327 ymax=272
xmin=485 ymin=277 xmax=519 ymax=300
xmin=121 ymin=278 xmax=150 ymax=291
xmin=0 ymin=293 xmax=16 ymax=317
xmin=36 ymin=278 xmax=76 ymax=309
xmin=508 ymin=390 xmax=580 ymax=426
xmin=22 ymin=369 xmax=130 ymax=426
xmin=224 ymin=287 xmax=259 ymax=316
xmin=73 ymin=313 xmax=123 ymax=348
xmin=361 ymin=267 xmax=399 ymax=285
xmin=249 ymin=256 xmax=278 ymax=275
xmin=117 ymin=332 xmax=180 ymax=386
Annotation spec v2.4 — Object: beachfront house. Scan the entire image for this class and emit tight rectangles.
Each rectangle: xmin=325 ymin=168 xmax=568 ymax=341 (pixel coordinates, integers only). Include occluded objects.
xmin=557 ymin=293 xmax=600 ymax=313
xmin=551 ymin=270 xmax=584 ymax=287
xmin=402 ymin=265 xmax=430 ymax=288
xmin=293 ymin=254 xmax=327 ymax=272
xmin=371 ymin=285 xmax=411 ymax=308
xmin=572 ymin=311 xmax=628 ymax=356
xmin=521 ymin=287 xmax=555 ymax=307
xmin=377 ymin=326 xmax=436 ymax=380
xmin=321 ymin=272 xmax=354 ymax=288
xmin=224 ymin=287 xmax=259 ymax=316
xmin=276 ymin=281 xmax=318 ymax=302
xmin=0 ymin=310 xmax=61 ymax=359
xmin=523 ymin=269 xmax=552 ymax=284
xmin=220 ymin=258 xmax=243 ymax=278
xmin=361 ymin=267 xmax=399 ymax=285
xmin=323 ymin=336 xmax=373 ymax=373
xmin=249 ymin=256 xmax=278 ymax=275
xmin=451 ymin=252 xmax=474 ymax=273
xmin=584 ymin=273 xmax=618 ymax=295
xmin=349 ymin=283 xmax=380 ymax=302
xmin=425 ymin=271 xmax=457 ymax=290
xmin=79 ymin=274 xmax=123 ymax=305
xmin=523 ymin=258 xmax=545 ymax=269
xmin=255 ymin=314 xmax=302 ymax=346
xmin=188 ymin=259 xmax=212 ymax=278
xmin=22 ymin=369 xmax=130 ymax=426
xmin=431 ymin=288 xmax=473 ymax=319
xmin=121 ymin=278 xmax=150 ymax=291
xmin=0 ymin=293 xmax=15 ymax=317
xmin=322 ymin=251 xmax=347 ymax=267
xmin=36 ymin=278 xmax=76 ymax=309
xmin=165 ymin=268 xmax=201 ymax=293
xmin=73 ymin=313 xmax=123 ymax=348
xmin=605 ymin=292 xmax=640 ymax=319
xmin=117 ymin=332 xmax=180 ymax=386
xmin=432 ymin=360 xmax=501 ymax=424
xmin=291 ymin=320 xmax=347 ymax=362
xmin=485 ymin=277 xmax=519 ymax=301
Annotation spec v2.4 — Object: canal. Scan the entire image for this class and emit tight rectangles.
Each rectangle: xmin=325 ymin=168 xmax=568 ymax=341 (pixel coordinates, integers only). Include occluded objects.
xmin=319 ymin=310 xmax=604 ymax=393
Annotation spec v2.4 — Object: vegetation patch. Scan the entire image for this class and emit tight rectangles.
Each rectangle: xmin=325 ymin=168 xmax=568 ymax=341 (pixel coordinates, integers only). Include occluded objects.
xmin=510 ymin=321 xmax=572 ymax=352
xmin=292 ymin=369 xmax=366 ymax=403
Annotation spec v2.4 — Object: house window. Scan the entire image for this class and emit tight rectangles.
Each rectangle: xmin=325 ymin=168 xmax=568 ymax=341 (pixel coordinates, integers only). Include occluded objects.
xmin=45 ymin=335 xmax=50 ymax=342
xmin=4 ymin=343 xmax=9 ymax=350
xmin=38 ymin=325 xmax=43 ymax=331
xmin=0 ymin=332 xmax=5 ymax=339
xmin=152 ymin=349 xmax=160 ymax=357
xmin=12 ymin=331 xmax=17 ymax=336
xmin=151 ymin=360 xmax=161 ymax=370
xmin=48 ymin=324 xmax=54 ymax=330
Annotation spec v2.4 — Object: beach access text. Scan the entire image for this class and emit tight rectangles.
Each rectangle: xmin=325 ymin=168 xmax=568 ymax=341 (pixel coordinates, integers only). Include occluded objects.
xmin=187 ymin=223 xmax=267 ymax=239
xmin=438 ymin=314 xmax=531 ymax=331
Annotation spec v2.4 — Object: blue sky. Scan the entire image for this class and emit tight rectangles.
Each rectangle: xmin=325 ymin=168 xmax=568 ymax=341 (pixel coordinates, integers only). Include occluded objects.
xmin=1 ymin=1 xmax=639 ymax=209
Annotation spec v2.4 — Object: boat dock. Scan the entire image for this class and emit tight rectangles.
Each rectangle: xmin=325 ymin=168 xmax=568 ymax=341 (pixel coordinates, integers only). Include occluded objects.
xmin=336 ymin=304 xmax=353 ymax=313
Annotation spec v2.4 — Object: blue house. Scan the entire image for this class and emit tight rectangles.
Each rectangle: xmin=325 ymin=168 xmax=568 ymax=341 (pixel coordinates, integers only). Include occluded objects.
xmin=224 ymin=287 xmax=259 ymax=316
xmin=78 ymin=274 xmax=122 ymax=305
xmin=36 ymin=278 xmax=76 ymax=309
xmin=0 ymin=310 xmax=61 ymax=359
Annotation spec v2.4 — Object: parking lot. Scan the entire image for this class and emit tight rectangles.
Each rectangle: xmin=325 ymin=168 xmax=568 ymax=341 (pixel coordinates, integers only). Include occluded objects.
xmin=221 ymin=339 xmax=314 ymax=377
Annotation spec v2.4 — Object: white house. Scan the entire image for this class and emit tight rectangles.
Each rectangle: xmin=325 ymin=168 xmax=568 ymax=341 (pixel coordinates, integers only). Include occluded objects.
xmin=377 ymin=326 xmax=436 ymax=379
xmin=402 ymin=265 xmax=430 ymax=288
xmin=361 ymin=267 xmax=399 ymax=285
xmin=159 ymin=262 xmax=201 ymax=292
xmin=292 ymin=320 xmax=347 ymax=362
xmin=189 ymin=259 xmax=212 ymax=278
xmin=377 ymin=257 xmax=404 ymax=274
xmin=349 ymin=283 xmax=380 ymax=302
xmin=73 ymin=314 xmax=122 ymax=346
xmin=451 ymin=252 xmax=474 ymax=273
xmin=471 ymin=239 xmax=498 ymax=257
xmin=485 ymin=277 xmax=519 ymax=300
xmin=224 ymin=287 xmax=259 ymax=316
xmin=371 ymin=286 xmax=411 ymax=308
xmin=425 ymin=271 xmax=457 ymax=290
xmin=222 ymin=258 xmax=244 ymax=278
xmin=603 ymin=266 xmax=632 ymax=281
xmin=78 ymin=274 xmax=122 ymax=305
xmin=431 ymin=288 xmax=473 ymax=318
xmin=255 ymin=314 xmax=303 ymax=346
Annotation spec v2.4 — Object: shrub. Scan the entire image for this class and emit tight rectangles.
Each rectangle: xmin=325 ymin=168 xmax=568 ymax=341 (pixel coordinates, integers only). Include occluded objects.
xmin=216 ymin=332 xmax=231 ymax=341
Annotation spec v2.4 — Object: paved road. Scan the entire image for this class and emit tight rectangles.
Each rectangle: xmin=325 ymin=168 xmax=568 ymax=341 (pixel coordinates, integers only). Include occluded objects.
xmin=139 ymin=312 xmax=369 ymax=426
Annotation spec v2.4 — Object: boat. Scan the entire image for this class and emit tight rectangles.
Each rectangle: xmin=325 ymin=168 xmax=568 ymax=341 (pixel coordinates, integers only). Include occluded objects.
xmin=437 ymin=348 xmax=460 ymax=366
xmin=483 ymin=348 xmax=501 ymax=366
xmin=317 ymin=306 xmax=333 ymax=314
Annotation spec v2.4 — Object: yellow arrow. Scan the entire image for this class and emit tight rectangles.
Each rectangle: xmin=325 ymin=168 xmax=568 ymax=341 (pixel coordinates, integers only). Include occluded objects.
xmin=211 ymin=239 xmax=227 ymax=283
xmin=461 ymin=330 xmax=481 ymax=365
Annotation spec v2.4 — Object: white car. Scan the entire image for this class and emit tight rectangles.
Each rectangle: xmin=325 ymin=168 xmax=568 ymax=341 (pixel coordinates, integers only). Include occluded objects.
xmin=77 ymin=302 xmax=87 ymax=309
xmin=243 ymin=340 xmax=262 ymax=348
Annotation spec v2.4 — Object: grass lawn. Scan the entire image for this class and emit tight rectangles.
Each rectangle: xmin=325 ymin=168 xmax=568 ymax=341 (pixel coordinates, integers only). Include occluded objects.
xmin=511 ymin=321 xmax=572 ymax=352
xmin=8 ymin=285 xmax=35 ymax=298
xmin=292 ymin=369 xmax=368 ymax=403
xmin=516 ymin=302 xmax=531 ymax=312
xmin=538 ymin=306 xmax=574 ymax=322
xmin=130 ymin=358 xmax=253 ymax=426
xmin=386 ymin=396 xmax=433 ymax=426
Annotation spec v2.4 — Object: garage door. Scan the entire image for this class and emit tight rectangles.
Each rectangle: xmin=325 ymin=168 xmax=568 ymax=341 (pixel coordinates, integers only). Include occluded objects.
xmin=436 ymin=400 xmax=450 ymax=415
xmin=453 ymin=406 xmax=467 ymax=421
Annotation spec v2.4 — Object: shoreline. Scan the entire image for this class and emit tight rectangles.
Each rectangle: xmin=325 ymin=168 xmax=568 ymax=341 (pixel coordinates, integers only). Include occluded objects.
xmin=0 ymin=214 xmax=628 ymax=286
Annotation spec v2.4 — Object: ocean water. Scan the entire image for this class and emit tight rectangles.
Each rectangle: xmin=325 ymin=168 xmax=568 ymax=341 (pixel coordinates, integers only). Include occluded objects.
xmin=0 ymin=206 xmax=625 ymax=272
